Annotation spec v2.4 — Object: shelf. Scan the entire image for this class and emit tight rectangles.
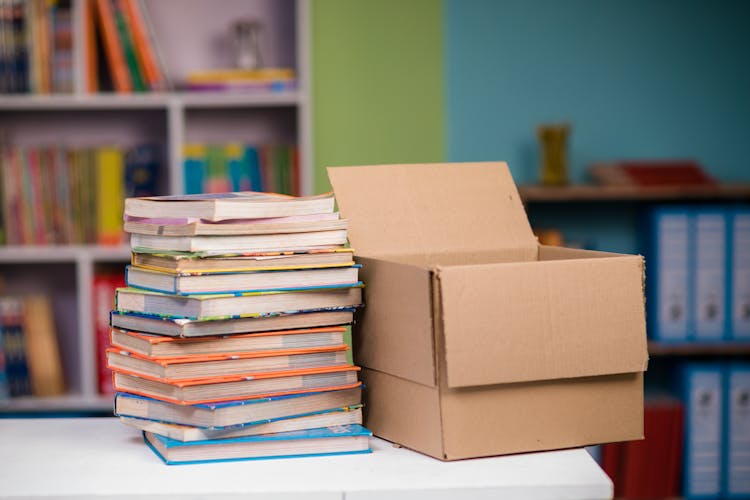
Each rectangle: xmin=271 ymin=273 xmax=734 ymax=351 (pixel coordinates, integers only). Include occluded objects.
xmin=0 ymin=91 xmax=302 ymax=110
xmin=0 ymin=245 xmax=131 ymax=263
xmin=518 ymin=184 xmax=750 ymax=202
xmin=0 ymin=394 xmax=113 ymax=414
xmin=648 ymin=341 xmax=750 ymax=356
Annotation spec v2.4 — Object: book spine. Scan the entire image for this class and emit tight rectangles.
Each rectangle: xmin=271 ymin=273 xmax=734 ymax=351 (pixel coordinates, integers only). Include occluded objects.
xmin=51 ymin=0 xmax=73 ymax=93
xmin=124 ymin=143 xmax=159 ymax=197
xmin=96 ymin=146 xmax=125 ymax=245
xmin=94 ymin=273 xmax=122 ymax=395
xmin=112 ymin=0 xmax=145 ymax=92
xmin=183 ymin=143 xmax=206 ymax=195
xmin=94 ymin=0 xmax=131 ymax=92
xmin=23 ymin=294 xmax=65 ymax=397
xmin=245 ymin=146 xmax=262 ymax=192
xmin=120 ymin=0 xmax=162 ymax=90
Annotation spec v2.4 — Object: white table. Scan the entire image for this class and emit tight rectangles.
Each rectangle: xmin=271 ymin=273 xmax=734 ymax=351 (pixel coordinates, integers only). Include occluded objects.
xmin=0 ymin=418 xmax=612 ymax=499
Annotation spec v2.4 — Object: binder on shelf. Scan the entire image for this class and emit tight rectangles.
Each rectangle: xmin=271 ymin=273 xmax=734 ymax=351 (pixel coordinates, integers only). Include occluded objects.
xmin=646 ymin=207 xmax=691 ymax=342
xmin=693 ymin=208 xmax=729 ymax=341
xmin=682 ymin=362 xmax=724 ymax=499
xmin=725 ymin=362 xmax=750 ymax=499
xmin=730 ymin=208 xmax=750 ymax=341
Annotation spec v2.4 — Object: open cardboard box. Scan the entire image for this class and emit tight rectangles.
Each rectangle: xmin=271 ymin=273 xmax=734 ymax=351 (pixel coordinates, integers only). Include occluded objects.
xmin=328 ymin=162 xmax=649 ymax=460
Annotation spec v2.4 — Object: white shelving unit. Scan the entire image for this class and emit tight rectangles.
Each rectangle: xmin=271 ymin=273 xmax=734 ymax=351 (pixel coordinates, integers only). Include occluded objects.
xmin=0 ymin=0 xmax=311 ymax=413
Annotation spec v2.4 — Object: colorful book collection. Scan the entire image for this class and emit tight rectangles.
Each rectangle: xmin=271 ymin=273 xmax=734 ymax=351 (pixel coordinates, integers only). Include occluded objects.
xmin=0 ymin=143 xmax=159 ymax=246
xmin=184 ymin=143 xmax=299 ymax=197
xmin=0 ymin=0 xmax=73 ymax=94
xmin=644 ymin=205 xmax=750 ymax=343
xmin=108 ymin=191 xmax=371 ymax=464
xmin=0 ymin=295 xmax=64 ymax=399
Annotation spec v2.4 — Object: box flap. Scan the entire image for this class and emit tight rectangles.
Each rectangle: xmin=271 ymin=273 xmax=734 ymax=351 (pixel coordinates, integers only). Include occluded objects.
xmin=437 ymin=251 xmax=648 ymax=388
xmin=328 ymin=163 xmax=537 ymax=260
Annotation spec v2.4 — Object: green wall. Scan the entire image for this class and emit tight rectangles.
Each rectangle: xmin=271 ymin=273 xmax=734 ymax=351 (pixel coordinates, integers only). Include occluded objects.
xmin=311 ymin=0 xmax=445 ymax=193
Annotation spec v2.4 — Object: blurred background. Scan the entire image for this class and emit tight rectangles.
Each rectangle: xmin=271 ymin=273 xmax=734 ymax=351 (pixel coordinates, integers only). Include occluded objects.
xmin=0 ymin=0 xmax=748 ymax=497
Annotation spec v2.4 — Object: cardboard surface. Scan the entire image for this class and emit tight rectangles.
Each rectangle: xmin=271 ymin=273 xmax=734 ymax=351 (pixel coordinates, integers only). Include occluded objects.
xmin=438 ymin=251 xmax=648 ymax=387
xmin=328 ymin=163 xmax=537 ymax=261
xmin=328 ymin=162 xmax=648 ymax=460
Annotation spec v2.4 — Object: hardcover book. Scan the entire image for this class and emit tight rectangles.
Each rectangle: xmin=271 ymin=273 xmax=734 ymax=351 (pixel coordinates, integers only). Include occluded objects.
xmin=124 ymin=264 xmax=360 ymax=295
xmin=112 ymin=365 xmax=361 ymax=404
xmin=124 ymin=192 xmax=335 ymax=222
xmin=114 ymin=386 xmax=362 ymax=428
xmin=109 ymin=309 xmax=356 ymax=338
xmin=114 ymin=284 xmax=363 ymax=320
xmin=130 ymin=248 xmax=355 ymax=274
xmin=110 ymin=326 xmax=347 ymax=357
xmin=106 ymin=345 xmax=349 ymax=381
xmin=129 ymin=229 xmax=348 ymax=253
xmin=143 ymin=423 xmax=372 ymax=465
xmin=120 ymin=405 xmax=363 ymax=441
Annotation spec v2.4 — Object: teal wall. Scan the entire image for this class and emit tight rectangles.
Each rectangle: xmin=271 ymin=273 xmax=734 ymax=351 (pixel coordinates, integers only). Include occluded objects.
xmin=445 ymin=0 xmax=750 ymax=186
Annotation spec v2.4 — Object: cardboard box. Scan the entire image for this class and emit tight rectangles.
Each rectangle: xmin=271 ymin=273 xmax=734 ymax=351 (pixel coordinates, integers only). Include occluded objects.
xmin=328 ymin=162 xmax=649 ymax=460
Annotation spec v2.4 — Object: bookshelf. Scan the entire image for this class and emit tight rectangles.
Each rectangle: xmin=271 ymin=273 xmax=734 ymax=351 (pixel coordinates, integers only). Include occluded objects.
xmin=518 ymin=183 xmax=750 ymax=202
xmin=0 ymin=0 xmax=311 ymax=413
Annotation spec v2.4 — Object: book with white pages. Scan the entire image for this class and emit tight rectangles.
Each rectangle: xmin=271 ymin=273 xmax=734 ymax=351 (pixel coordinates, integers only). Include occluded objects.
xmin=130 ymin=229 xmax=348 ymax=252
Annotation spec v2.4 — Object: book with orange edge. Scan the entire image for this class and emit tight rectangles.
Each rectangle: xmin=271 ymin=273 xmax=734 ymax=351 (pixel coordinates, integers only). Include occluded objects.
xmin=106 ymin=344 xmax=350 ymax=380
xmin=112 ymin=364 xmax=362 ymax=405
xmin=109 ymin=325 xmax=348 ymax=358
xmin=94 ymin=0 xmax=131 ymax=92
xmin=119 ymin=0 xmax=164 ymax=90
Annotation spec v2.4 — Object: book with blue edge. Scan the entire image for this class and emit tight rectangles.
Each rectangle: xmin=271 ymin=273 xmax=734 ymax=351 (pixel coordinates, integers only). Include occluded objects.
xmin=144 ymin=424 xmax=372 ymax=465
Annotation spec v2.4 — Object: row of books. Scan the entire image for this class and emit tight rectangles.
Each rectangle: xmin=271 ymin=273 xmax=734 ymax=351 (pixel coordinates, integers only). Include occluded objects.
xmin=184 ymin=143 xmax=300 ymax=197
xmin=0 ymin=0 xmax=72 ymax=94
xmin=0 ymin=143 xmax=159 ymax=246
xmin=645 ymin=205 xmax=750 ymax=342
xmin=108 ymin=191 xmax=370 ymax=464
xmin=603 ymin=362 xmax=750 ymax=499
xmin=0 ymin=295 xmax=64 ymax=399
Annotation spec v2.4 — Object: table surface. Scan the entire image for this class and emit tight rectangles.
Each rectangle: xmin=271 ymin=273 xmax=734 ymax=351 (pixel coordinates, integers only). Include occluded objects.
xmin=0 ymin=418 xmax=613 ymax=500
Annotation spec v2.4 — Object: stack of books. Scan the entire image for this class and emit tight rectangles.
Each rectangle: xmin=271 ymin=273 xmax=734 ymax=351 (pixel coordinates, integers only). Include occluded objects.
xmin=108 ymin=191 xmax=371 ymax=465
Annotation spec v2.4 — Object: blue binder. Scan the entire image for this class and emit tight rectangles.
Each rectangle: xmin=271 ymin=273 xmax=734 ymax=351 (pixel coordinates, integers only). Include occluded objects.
xmin=725 ymin=362 xmax=750 ymax=499
xmin=693 ymin=209 xmax=729 ymax=341
xmin=730 ymin=208 xmax=750 ymax=340
xmin=682 ymin=362 xmax=724 ymax=499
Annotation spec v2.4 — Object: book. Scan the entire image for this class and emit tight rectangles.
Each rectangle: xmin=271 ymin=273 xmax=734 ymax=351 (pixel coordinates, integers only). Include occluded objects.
xmin=114 ymin=386 xmax=362 ymax=428
xmin=106 ymin=345 xmax=349 ymax=381
xmin=124 ymin=192 xmax=336 ymax=222
xmin=95 ymin=272 xmax=125 ymax=395
xmin=130 ymin=229 xmax=348 ymax=253
xmin=109 ymin=309 xmax=355 ymax=338
xmin=123 ymin=212 xmax=346 ymax=236
xmin=96 ymin=147 xmax=125 ymax=245
xmin=130 ymin=248 xmax=355 ymax=274
xmin=125 ymin=264 xmax=360 ymax=295
xmin=110 ymin=326 xmax=348 ymax=358
xmin=588 ymin=160 xmax=715 ymax=186
xmin=22 ymin=295 xmax=64 ymax=397
xmin=94 ymin=0 xmax=131 ymax=92
xmin=120 ymin=405 xmax=363 ymax=442
xmin=112 ymin=365 xmax=361 ymax=405
xmin=115 ymin=283 xmax=363 ymax=320
xmin=144 ymin=423 xmax=371 ymax=465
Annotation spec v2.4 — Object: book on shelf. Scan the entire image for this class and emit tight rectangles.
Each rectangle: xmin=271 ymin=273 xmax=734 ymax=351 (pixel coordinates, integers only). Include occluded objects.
xmin=110 ymin=326 xmax=348 ymax=358
xmin=588 ymin=159 xmax=715 ymax=187
xmin=115 ymin=284 xmax=363 ymax=320
xmin=124 ymin=264 xmax=361 ymax=295
xmin=120 ymin=405 xmax=363 ymax=442
xmin=124 ymin=212 xmax=346 ymax=237
xmin=726 ymin=362 xmax=750 ymax=498
xmin=124 ymin=191 xmax=335 ymax=222
xmin=130 ymin=248 xmax=355 ymax=274
xmin=129 ymin=230 xmax=349 ymax=253
xmin=183 ymin=144 xmax=299 ymax=196
xmin=0 ymin=143 xmax=160 ymax=246
xmin=0 ymin=296 xmax=30 ymax=397
xmin=143 ymin=423 xmax=372 ymax=465
xmin=112 ymin=365 xmax=361 ymax=405
xmin=109 ymin=308 xmax=356 ymax=338
xmin=183 ymin=67 xmax=296 ymax=92
xmin=106 ymin=345 xmax=350 ymax=381
xmin=114 ymin=386 xmax=362 ymax=429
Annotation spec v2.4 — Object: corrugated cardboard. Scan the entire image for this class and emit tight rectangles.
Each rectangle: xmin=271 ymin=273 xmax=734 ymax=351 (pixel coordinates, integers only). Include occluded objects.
xmin=329 ymin=162 xmax=648 ymax=460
